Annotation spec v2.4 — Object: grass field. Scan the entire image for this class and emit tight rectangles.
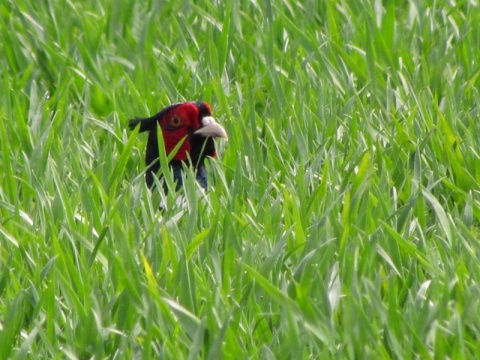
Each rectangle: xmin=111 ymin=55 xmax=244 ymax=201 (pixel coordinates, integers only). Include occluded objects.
xmin=1 ymin=0 xmax=480 ymax=358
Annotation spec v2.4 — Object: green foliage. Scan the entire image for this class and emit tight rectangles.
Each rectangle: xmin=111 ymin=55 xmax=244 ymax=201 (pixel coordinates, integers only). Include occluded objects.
xmin=1 ymin=0 xmax=480 ymax=358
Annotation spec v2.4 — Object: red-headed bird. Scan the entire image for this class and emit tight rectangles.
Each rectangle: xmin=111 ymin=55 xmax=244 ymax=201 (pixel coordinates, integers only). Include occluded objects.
xmin=129 ymin=101 xmax=227 ymax=192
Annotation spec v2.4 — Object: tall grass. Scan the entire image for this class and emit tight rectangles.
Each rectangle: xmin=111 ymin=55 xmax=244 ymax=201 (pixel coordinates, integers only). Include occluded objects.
xmin=1 ymin=0 xmax=480 ymax=358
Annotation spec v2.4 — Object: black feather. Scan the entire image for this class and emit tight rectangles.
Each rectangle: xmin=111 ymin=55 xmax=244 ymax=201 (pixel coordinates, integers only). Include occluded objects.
xmin=145 ymin=127 xmax=160 ymax=189
xmin=194 ymin=101 xmax=212 ymax=117
xmin=128 ymin=116 xmax=156 ymax=132
xmin=189 ymin=135 xmax=216 ymax=167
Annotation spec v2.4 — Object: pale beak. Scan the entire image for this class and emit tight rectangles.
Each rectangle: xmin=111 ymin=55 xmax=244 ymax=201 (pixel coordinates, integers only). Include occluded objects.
xmin=193 ymin=116 xmax=228 ymax=140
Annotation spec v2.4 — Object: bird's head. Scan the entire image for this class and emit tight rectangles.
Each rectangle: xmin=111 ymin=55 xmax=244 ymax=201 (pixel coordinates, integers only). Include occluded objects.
xmin=158 ymin=101 xmax=227 ymax=161
xmin=130 ymin=101 xmax=227 ymax=161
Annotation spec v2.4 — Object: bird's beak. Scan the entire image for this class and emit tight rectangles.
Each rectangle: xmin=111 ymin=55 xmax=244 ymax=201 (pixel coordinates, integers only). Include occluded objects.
xmin=194 ymin=116 xmax=228 ymax=140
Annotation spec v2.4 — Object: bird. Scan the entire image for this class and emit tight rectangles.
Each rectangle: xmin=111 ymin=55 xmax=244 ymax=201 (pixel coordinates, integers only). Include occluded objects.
xmin=129 ymin=101 xmax=227 ymax=193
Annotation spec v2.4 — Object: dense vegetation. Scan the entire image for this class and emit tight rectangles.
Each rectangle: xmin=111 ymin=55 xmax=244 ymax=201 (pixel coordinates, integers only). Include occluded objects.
xmin=1 ymin=0 xmax=480 ymax=358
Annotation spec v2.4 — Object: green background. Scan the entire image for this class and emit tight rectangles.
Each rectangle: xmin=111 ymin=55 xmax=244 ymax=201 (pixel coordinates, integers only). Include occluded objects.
xmin=1 ymin=0 xmax=480 ymax=358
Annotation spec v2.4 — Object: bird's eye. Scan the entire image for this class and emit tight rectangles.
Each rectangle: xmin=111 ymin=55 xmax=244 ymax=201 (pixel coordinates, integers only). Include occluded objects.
xmin=169 ymin=115 xmax=183 ymax=128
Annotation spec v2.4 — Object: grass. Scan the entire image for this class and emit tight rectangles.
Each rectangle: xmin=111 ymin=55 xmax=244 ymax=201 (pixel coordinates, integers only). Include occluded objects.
xmin=1 ymin=0 xmax=480 ymax=358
